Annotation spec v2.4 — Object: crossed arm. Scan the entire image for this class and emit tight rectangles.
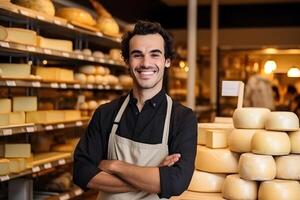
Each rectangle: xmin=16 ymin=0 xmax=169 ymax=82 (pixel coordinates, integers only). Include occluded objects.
xmin=87 ymin=153 xmax=181 ymax=193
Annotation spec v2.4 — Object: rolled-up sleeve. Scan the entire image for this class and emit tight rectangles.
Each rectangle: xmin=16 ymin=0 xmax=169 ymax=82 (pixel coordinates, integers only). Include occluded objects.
xmin=159 ymin=108 xmax=197 ymax=198
xmin=73 ymin=109 xmax=105 ymax=190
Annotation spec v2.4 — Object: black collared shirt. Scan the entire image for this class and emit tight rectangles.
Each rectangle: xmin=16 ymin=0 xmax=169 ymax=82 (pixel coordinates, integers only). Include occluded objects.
xmin=73 ymin=89 xmax=197 ymax=198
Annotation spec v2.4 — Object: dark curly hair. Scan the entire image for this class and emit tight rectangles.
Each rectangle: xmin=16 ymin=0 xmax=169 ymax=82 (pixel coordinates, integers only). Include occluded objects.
xmin=121 ymin=20 xmax=175 ymax=63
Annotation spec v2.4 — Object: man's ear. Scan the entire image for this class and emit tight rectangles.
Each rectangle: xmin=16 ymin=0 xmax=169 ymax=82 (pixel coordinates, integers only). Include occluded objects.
xmin=165 ymin=59 xmax=171 ymax=68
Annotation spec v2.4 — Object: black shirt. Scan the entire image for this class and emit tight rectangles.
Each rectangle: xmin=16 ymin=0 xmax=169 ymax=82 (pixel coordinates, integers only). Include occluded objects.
xmin=73 ymin=89 xmax=197 ymax=198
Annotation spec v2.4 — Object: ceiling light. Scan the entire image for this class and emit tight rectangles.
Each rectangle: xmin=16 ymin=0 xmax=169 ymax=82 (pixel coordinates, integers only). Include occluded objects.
xmin=287 ymin=67 xmax=300 ymax=77
xmin=264 ymin=60 xmax=277 ymax=74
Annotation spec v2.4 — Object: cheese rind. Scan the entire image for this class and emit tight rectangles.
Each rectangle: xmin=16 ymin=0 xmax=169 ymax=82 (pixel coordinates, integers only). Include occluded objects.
xmin=233 ymin=107 xmax=270 ymax=129
xmin=0 ymin=63 xmax=31 ymax=78
xmin=265 ymin=111 xmax=299 ymax=131
xmin=195 ymin=145 xmax=239 ymax=173
xmin=0 ymin=144 xmax=31 ymax=158
xmin=228 ymin=129 xmax=260 ymax=153
xmin=37 ymin=36 xmax=73 ymax=52
xmin=238 ymin=153 xmax=276 ymax=181
xmin=275 ymin=155 xmax=300 ymax=180
xmin=206 ymin=130 xmax=228 ymax=148
xmin=63 ymin=110 xmax=81 ymax=121
xmin=222 ymin=174 xmax=258 ymax=200
xmin=26 ymin=110 xmax=65 ymax=124
xmin=13 ymin=96 xmax=37 ymax=112
xmin=258 ymin=180 xmax=300 ymax=200
xmin=251 ymin=130 xmax=290 ymax=155
xmin=289 ymin=130 xmax=300 ymax=153
xmin=0 ymin=98 xmax=11 ymax=113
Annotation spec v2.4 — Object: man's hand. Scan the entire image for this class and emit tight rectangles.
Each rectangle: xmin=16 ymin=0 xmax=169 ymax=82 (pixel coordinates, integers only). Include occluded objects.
xmin=159 ymin=153 xmax=181 ymax=167
xmin=99 ymin=160 xmax=120 ymax=174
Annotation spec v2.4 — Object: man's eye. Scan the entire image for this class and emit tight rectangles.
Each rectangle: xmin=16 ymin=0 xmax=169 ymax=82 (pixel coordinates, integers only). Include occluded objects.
xmin=132 ymin=54 xmax=142 ymax=58
xmin=151 ymin=54 xmax=160 ymax=57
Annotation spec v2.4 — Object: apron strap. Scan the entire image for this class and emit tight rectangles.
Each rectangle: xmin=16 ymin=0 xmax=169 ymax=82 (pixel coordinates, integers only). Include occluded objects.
xmin=111 ymin=94 xmax=130 ymax=136
xmin=162 ymin=95 xmax=172 ymax=145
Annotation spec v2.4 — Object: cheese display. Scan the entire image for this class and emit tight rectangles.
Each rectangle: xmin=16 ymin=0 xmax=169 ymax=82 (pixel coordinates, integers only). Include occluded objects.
xmin=63 ymin=110 xmax=81 ymax=121
xmin=195 ymin=146 xmax=239 ymax=173
xmin=0 ymin=144 xmax=31 ymax=158
xmin=35 ymin=67 xmax=74 ymax=82
xmin=265 ymin=111 xmax=299 ymax=131
xmin=0 ymin=26 xmax=37 ymax=46
xmin=0 ymin=98 xmax=11 ymax=113
xmin=258 ymin=180 xmax=300 ymax=200
xmin=0 ymin=63 xmax=31 ymax=78
xmin=222 ymin=174 xmax=258 ymax=200
xmin=197 ymin=123 xmax=234 ymax=145
xmin=13 ymin=96 xmax=37 ymax=112
xmin=238 ymin=153 xmax=276 ymax=181
xmin=56 ymin=7 xmax=96 ymax=26
xmin=188 ymin=170 xmax=226 ymax=193
xmin=26 ymin=110 xmax=65 ymax=124
xmin=206 ymin=130 xmax=228 ymax=149
xmin=37 ymin=36 xmax=73 ymax=52
xmin=275 ymin=155 xmax=300 ymax=180
xmin=12 ymin=0 xmax=55 ymax=16
xmin=228 ymin=129 xmax=260 ymax=153
xmin=251 ymin=130 xmax=290 ymax=155
xmin=0 ymin=112 xmax=25 ymax=126
xmin=289 ymin=130 xmax=300 ymax=153
xmin=79 ymin=65 xmax=96 ymax=75
xmin=232 ymin=107 xmax=270 ymax=129
xmin=0 ymin=159 xmax=10 ymax=175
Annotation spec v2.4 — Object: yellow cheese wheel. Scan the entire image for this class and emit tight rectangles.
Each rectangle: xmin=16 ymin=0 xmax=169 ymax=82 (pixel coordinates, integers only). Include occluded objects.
xmin=275 ymin=155 xmax=300 ymax=180
xmin=74 ymin=73 xmax=87 ymax=84
xmin=289 ymin=130 xmax=300 ymax=153
xmin=13 ymin=0 xmax=55 ymax=16
xmin=228 ymin=129 xmax=260 ymax=153
xmin=96 ymin=16 xmax=119 ymax=37
xmin=86 ymin=75 xmax=95 ymax=84
xmin=79 ymin=65 xmax=96 ymax=75
xmin=265 ymin=111 xmax=299 ymax=131
xmin=233 ymin=107 xmax=270 ymax=129
xmin=238 ymin=153 xmax=276 ymax=181
xmin=56 ymin=8 xmax=96 ymax=26
xmin=0 ymin=159 xmax=10 ymax=175
xmin=258 ymin=180 xmax=300 ymax=200
xmin=251 ymin=130 xmax=290 ymax=155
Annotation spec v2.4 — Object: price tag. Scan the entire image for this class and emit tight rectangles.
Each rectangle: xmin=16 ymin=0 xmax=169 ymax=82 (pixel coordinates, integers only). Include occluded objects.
xmin=108 ymin=60 xmax=115 ymax=64
xmin=20 ymin=9 xmax=29 ymax=16
xmin=88 ymin=57 xmax=95 ymax=62
xmin=44 ymin=163 xmax=52 ymax=169
xmin=58 ymin=159 xmax=66 ymax=165
xmin=32 ymin=81 xmax=41 ymax=87
xmin=32 ymin=166 xmax=40 ymax=173
xmin=60 ymin=83 xmax=67 ymax=89
xmin=96 ymin=32 xmax=103 ymax=37
xmin=59 ymin=194 xmax=70 ymax=200
xmin=105 ymin=85 xmax=110 ymax=90
xmin=6 ymin=81 xmax=16 ymax=87
xmin=76 ymin=121 xmax=83 ymax=126
xmin=87 ymin=84 xmax=93 ymax=89
xmin=67 ymin=24 xmax=74 ymax=29
xmin=43 ymin=49 xmax=52 ymax=55
xmin=45 ymin=125 xmax=53 ymax=130
xmin=3 ymin=129 xmax=12 ymax=136
xmin=26 ymin=126 xmax=35 ymax=133
xmin=77 ymin=55 xmax=84 ymax=60
xmin=99 ymin=58 xmax=105 ymax=63
xmin=74 ymin=189 xmax=83 ymax=196
xmin=54 ymin=20 xmax=62 ymax=25
xmin=57 ymin=124 xmax=65 ymax=129
xmin=36 ymin=15 xmax=45 ymax=20
xmin=50 ymin=83 xmax=59 ymax=88
xmin=0 ymin=175 xmax=10 ymax=182
xmin=73 ymin=84 xmax=80 ymax=89
xmin=0 ymin=41 xmax=10 ymax=48
xmin=97 ymin=85 xmax=104 ymax=90
xmin=62 ymin=52 xmax=70 ymax=57
xmin=27 ymin=46 xmax=36 ymax=52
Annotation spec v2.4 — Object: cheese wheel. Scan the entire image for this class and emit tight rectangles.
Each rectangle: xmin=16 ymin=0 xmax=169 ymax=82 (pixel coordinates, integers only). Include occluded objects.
xmin=74 ymin=73 xmax=87 ymax=84
xmin=289 ymin=130 xmax=300 ymax=153
xmin=109 ymin=48 xmax=121 ymax=61
xmin=275 ymin=155 xmax=300 ymax=180
xmin=93 ymin=51 xmax=104 ymax=58
xmin=86 ymin=75 xmax=95 ymax=84
xmin=95 ymin=75 xmax=104 ymax=84
xmin=228 ymin=129 xmax=260 ymax=153
xmin=0 ymin=159 xmax=10 ymax=175
xmin=206 ymin=129 xmax=228 ymax=149
xmin=79 ymin=65 xmax=96 ymax=75
xmin=233 ymin=107 xmax=270 ymax=129
xmin=214 ymin=117 xmax=233 ymax=124
xmin=198 ymin=123 xmax=234 ymax=145
xmin=107 ymin=74 xmax=119 ymax=86
xmin=13 ymin=0 xmax=55 ymax=16
xmin=188 ymin=170 xmax=226 ymax=193
xmin=265 ymin=111 xmax=299 ymax=131
xmin=95 ymin=66 xmax=106 ymax=75
xmin=258 ymin=180 xmax=300 ymax=200
xmin=79 ymin=102 xmax=88 ymax=110
xmin=238 ymin=153 xmax=276 ymax=181
xmin=56 ymin=8 xmax=96 ymax=26
xmin=82 ymin=48 xmax=92 ymax=56
xmin=118 ymin=75 xmax=133 ymax=88
xmin=195 ymin=145 xmax=239 ymax=173
xmin=96 ymin=16 xmax=119 ymax=37
xmin=88 ymin=100 xmax=98 ymax=110
xmin=251 ymin=130 xmax=290 ymax=155
xmin=222 ymin=174 xmax=258 ymax=200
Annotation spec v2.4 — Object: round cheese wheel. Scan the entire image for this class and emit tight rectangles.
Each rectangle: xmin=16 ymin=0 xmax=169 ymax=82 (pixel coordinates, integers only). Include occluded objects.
xmin=275 ymin=155 xmax=300 ymax=180
xmin=118 ymin=75 xmax=133 ymax=89
xmin=14 ymin=0 xmax=55 ymax=16
xmin=265 ymin=112 xmax=299 ymax=131
xmin=258 ymin=180 xmax=300 ymax=200
xmin=0 ymin=159 xmax=10 ymax=175
xmin=102 ymin=75 xmax=109 ymax=85
xmin=93 ymin=51 xmax=104 ymax=58
xmin=82 ymin=48 xmax=92 ymax=56
xmin=95 ymin=66 xmax=106 ymax=75
xmin=233 ymin=107 xmax=270 ymax=129
xmin=222 ymin=174 xmax=258 ymax=200
xmin=238 ymin=153 xmax=276 ymax=181
xmin=73 ymin=49 xmax=82 ymax=54
xmin=74 ymin=73 xmax=86 ymax=84
xmin=86 ymin=75 xmax=95 ymax=84
xmin=251 ymin=130 xmax=290 ymax=155
xmin=229 ymin=129 xmax=260 ymax=153
xmin=79 ymin=102 xmax=88 ymax=110
xmin=109 ymin=48 xmax=121 ymax=61
xmin=107 ymin=74 xmax=119 ymax=86
xmin=96 ymin=16 xmax=119 ymax=37
xmin=289 ymin=130 xmax=300 ymax=153
xmin=88 ymin=100 xmax=98 ymax=110
xmin=195 ymin=145 xmax=239 ymax=173
xmin=104 ymin=68 xmax=110 ymax=75
xmin=95 ymin=75 xmax=104 ymax=84
xmin=188 ymin=170 xmax=226 ymax=193
xmin=79 ymin=65 xmax=96 ymax=75
xmin=56 ymin=7 xmax=96 ymax=26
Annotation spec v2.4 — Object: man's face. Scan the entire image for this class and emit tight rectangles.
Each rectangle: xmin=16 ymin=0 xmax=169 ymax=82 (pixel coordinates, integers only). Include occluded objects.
xmin=128 ymin=33 xmax=170 ymax=90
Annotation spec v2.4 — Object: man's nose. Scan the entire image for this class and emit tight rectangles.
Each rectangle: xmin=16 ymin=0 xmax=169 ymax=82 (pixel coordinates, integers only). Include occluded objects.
xmin=141 ymin=55 xmax=151 ymax=67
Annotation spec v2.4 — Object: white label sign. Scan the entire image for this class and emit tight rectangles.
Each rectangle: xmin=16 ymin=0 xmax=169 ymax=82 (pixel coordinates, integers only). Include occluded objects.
xmin=3 ymin=129 xmax=12 ymax=136
xmin=221 ymin=81 xmax=242 ymax=96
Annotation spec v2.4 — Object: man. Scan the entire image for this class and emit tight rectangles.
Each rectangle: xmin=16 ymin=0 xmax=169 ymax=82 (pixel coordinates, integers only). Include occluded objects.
xmin=73 ymin=20 xmax=197 ymax=199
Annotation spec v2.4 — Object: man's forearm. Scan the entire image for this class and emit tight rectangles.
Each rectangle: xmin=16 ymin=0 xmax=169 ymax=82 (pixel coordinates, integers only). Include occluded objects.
xmin=87 ymin=171 xmax=137 ymax=193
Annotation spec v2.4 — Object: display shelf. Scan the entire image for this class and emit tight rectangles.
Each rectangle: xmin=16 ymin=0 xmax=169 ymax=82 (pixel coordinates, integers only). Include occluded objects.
xmin=0 ymin=119 xmax=89 ymax=137
xmin=0 ymin=153 xmax=72 ymax=182
xmin=42 ymin=186 xmax=84 ymax=200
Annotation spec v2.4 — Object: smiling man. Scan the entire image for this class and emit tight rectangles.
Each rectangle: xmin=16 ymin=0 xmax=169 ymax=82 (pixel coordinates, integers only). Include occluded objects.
xmin=73 ymin=20 xmax=197 ymax=200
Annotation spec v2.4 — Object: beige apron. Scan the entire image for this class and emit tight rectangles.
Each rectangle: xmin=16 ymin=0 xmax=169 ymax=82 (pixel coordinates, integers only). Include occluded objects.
xmin=97 ymin=94 xmax=172 ymax=200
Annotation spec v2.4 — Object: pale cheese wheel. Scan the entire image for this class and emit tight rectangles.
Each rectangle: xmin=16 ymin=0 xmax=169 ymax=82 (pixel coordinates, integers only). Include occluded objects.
xmin=93 ymin=51 xmax=104 ymax=58
xmin=86 ymin=75 xmax=95 ymax=84
xmin=251 ymin=130 xmax=290 ymax=155
xmin=109 ymin=48 xmax=121 ymax=61
xmin=82 ymin=48 xmax=92 ymax=56
xmin=290 ymin=130 xmax=300 ymax=153
xmin=258 ymin=180 xmax=300 ymax=200
xmin=265 ymin=111 xmax=299 ymax=131
xmin=95 ymin=66 xmax=106 ymax=75
xmin=79 ymin=102 xmax=88 ymax=110
xmin=107 ymin=74 xmax=119 ymax=86
xmin=228 ymin=129 xmax=260 ymax=153
xmin=74 ymin=73 xmax=87 ymax=84
xmin=195 ymin=145 xmax=239 ymax=173
xmin=222 ymin=174 xmax=258 ymax=200
xmin=88 ymin=100 xmax=98 ymax=110
xmin=56 ymin=8 xmax=96 ymax=26
xmin=0 ymin=159 xmax=10 ymax=175
xmin=188 ymin=170 xmax=226 ymax=193
xmin=79 ymin=65 xmax=96 ymax=75
xmin=233 ymin=107 xmax=270 ymax=129
xmin=275 ymin=155 xmax=300 ymax=180
xmin=13 ymin=0 xmax=55 ymax=16
xmin=96 ymin=16 xmax=119 ymax=37
xmin=95 ymin=75 xmax=104 ymax=84
xmin=238 ymin=153 xmax=276 ymax=181
xmin=118 ymin=75 xmax=133 ymax=88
